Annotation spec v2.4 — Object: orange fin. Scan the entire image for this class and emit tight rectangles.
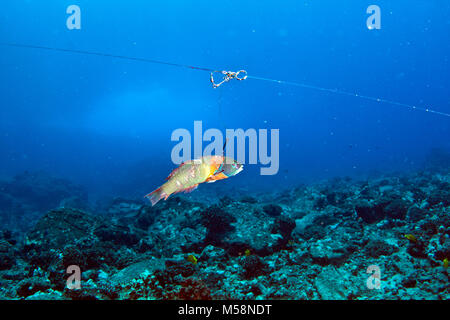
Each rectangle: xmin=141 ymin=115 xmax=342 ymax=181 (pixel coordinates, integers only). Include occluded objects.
xmin=144 ymin=187 xmax=168 ymax=206
xmin=206 ymin=172 xmax=228 ymax=182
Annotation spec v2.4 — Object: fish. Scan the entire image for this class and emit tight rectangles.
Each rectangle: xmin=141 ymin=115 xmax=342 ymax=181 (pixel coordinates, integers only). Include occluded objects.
xmin=186 ymin=254 xmax=198 ymax=265
xmin=404 ymin=234 xmax=417 ymax=243
xmin=145 ymin=155 xmax=243 ymax=206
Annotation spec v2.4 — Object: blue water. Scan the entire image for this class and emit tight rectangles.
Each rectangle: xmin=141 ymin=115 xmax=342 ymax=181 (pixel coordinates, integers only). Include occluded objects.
xmin=1 ymin=0 xmax=449 ymax=200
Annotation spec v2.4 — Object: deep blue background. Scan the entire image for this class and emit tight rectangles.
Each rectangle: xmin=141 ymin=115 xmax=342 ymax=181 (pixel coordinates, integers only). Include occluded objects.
xmin=0 ymin=1 xmax=449 ymax=198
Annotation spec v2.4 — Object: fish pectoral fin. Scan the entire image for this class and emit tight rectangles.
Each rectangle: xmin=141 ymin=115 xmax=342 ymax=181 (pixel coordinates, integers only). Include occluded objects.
xmin=207 ymin=172 xmax=229 ymax=182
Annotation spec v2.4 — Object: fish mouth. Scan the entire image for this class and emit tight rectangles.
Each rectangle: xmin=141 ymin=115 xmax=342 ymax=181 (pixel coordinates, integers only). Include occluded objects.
xmin=235 ymin=165 xmax=244 ymax=175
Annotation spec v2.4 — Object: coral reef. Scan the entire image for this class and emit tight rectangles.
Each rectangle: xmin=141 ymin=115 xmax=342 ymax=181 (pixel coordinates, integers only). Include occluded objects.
xmin=0 ymin=167 xmax=448 ymax=300
xmin=0 ymin=171 xmax=88 ymax=232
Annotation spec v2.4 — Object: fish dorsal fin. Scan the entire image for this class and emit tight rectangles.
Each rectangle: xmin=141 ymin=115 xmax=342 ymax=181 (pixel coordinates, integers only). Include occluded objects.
xmin=166 ymin=167 xmax=178 ymax=180
xmin=165 ymin=161 xmax=193 ymax=180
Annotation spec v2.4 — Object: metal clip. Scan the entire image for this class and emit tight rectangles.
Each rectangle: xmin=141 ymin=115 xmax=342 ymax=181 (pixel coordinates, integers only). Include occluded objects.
xmin=210 ymin=70 xmax=247 ymax=88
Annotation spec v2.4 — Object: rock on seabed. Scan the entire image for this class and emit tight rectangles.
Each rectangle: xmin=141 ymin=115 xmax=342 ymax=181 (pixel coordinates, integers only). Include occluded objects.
xmin=0 ymin=168 xmax=449 ymax=300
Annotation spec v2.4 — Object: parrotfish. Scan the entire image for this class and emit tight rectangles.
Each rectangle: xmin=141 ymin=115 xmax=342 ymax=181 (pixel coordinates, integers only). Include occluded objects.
xmin=145 ymin=156 xmax=243 ymax=206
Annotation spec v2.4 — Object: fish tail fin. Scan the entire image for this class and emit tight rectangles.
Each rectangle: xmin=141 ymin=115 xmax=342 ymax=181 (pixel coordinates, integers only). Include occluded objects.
xmin=144 ymin=187 xmax=168 ymax=206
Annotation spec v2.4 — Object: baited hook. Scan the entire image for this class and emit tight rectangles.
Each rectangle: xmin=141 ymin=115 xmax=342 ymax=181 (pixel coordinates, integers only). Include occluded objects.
xmin=210 ymin=70 xmax=247 ymax=88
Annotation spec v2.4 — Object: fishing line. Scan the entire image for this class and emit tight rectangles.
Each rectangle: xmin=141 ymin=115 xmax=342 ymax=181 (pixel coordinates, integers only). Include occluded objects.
xmin=247 ymin=75 xmax=450 ymax=118
xmin=1 ymin=42 xmax=449 ymax=118
xmin=0 ymin=42 xmax=215 ymax=72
